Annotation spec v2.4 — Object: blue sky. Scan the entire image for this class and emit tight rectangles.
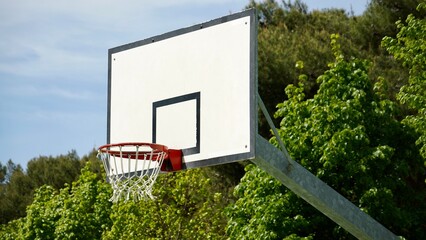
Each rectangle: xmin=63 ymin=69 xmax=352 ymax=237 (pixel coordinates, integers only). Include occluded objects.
xmin=0 ymin=0 xmax=367 ymax=168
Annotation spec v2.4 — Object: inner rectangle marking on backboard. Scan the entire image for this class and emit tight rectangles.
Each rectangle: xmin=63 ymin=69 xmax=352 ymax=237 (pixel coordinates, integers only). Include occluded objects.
xmin=152 ymin=92 xmax=200 ymax=155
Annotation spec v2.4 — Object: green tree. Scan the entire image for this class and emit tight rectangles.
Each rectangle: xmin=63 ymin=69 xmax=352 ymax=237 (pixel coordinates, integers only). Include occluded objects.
xmin=352 ymin=0 xmax=424 ymax=103
xmin=0 ymin=151 xmax=85 ymax=224
xmin=227 ymin=35 xmax=426 ymax=239
xmin=26 ymin=150 xmax=81 ymax=190
xmin=24 ymin=185 xmax=62 ymax=239
xmin=23 ymin=163 xmax=112 ymax=239
xmin=248 ymin=0 xmax=360 ymax=137
xmin=226 ymin=163 xmax=315 ymax=240
xmin=355 ymin=0 xmax=422 ymax=53
xmin=0 ymin=218 xmax=25 ymax=240
xmin=103 ymin=167 xmax=234 ymax=239
xmin=0 ymin=161 xmax=33 ymax=224
xmin=53 ymin=163 xmax=112 ymax=239
xmin=0 ymin=149 xmax=103 ymax=225
xmin=382 ymin=3 xmax=426 ymax=162
xmin=80 ymin=149 xmax=104 ymax=179
xmin=0 ymin=162 xmax=6 ymax=183
xmin=1 ymin=160 xmax=238 ymax=239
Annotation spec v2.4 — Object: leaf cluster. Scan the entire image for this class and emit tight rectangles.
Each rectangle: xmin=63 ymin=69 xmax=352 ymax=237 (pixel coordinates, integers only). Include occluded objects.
xmin=0 ymin=162 xmax=112 ymax=240
xmin=104 ymin=167 xmax=235 ymax=239
xmin=0 ymin=150 xmax=101 ymax=224
xmin=382 ymin=3 xmax=426 ymax=161
xmin=0 ymin=161 xmax=238 ymax=239
xmin=249 ymin=0 xmax=415 ymax=138
xmin=228 ymin=32 xmax=426 ymax=239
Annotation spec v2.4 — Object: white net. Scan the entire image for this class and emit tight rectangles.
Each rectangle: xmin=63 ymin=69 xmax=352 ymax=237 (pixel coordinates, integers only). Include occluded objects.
xmin=97 ymin=143 xmax=167 ymax=202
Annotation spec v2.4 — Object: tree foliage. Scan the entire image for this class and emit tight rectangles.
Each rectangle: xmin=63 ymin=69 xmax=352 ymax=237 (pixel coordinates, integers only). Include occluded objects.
xmin=382 ymin=3 xmax=426 ymax=161
xmin=0 ymin=161 xmax=33 ymax=224
xmin=356 ymin=0 xmax=423 ymax=52
xmin=227 ymin=34 xmax=426 ymax=239
xmin=1 ymin=163 xmax=113 ymax=240
xmin=104 ymin=167 xmax=235 ymax=239
xmin=226 ymin=164 xmax=316 ymax=240
xmin=26 ymin=150 xmax=81 ymax=190
xmin=0 ymin=162 xmax=7 ymax=183
xmin=0 ymin=218 xmax=25 ymax=240
xmin=248 ymin=0 xmax=362 ymax=137
xmin=0 ymin=151 xmax=87 ymax=224
xmin=0 ymin=162 xmax=237 ymax=239
xmin=354 ymin=0 xmax=423 ymax=101
xmin=23 ymin=164 xmax=109 ymax=239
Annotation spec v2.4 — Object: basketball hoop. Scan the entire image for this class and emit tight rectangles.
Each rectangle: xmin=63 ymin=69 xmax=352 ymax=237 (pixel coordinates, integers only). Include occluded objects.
xmin=97 ymin=142 xmax=182 ymax=202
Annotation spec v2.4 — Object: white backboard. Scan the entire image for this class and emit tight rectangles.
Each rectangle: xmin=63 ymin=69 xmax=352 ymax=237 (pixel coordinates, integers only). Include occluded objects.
xmin=107 ymin=9 xmax=257 ymax=169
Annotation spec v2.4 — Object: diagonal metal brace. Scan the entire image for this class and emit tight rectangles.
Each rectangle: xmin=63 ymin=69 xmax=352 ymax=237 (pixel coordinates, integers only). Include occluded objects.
xmin=254 ymin=93 xmax=399 ymax=240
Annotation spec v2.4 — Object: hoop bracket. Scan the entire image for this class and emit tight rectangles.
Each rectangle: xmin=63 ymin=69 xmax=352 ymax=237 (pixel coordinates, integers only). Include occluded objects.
xmin=162 ymin=149 xmax=183 ymax=172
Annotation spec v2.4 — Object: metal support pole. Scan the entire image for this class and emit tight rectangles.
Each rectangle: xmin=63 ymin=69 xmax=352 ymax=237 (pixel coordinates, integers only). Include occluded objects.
xmin=254 ymin=95 xmax=398 ymax=240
